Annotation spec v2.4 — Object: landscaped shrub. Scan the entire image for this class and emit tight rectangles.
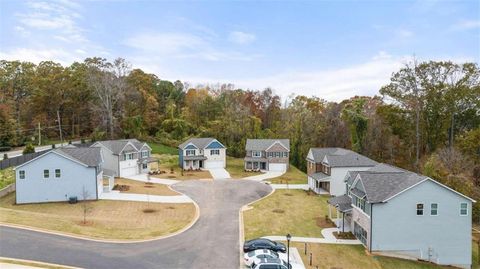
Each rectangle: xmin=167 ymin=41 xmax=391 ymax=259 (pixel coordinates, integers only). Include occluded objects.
xmin=23 ymin=143 xmax=35 ymax=154
xmin=3 ymin=153 xmax=7 ymax=159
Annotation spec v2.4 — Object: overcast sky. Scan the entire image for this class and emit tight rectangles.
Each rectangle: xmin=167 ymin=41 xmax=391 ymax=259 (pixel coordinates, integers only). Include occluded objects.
xmin=0 ymin=0 xmax=479 ymax=101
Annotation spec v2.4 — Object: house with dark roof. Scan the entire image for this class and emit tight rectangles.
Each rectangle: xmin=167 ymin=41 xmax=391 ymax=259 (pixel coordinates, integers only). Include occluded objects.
xmin=14 ymin=147 xmax=106 ymax=204
xmin=178 ymin=138 xmax=226 ymax=169
xmin=306 ymin=148 xmax=377 ymax=196
xmin=244 ymin=139 xmax=290 ymax=172
xmin=328 ymin=163 xmax=474 ymax=268
xmin=91 ymin=139 xmax=154 ymax=177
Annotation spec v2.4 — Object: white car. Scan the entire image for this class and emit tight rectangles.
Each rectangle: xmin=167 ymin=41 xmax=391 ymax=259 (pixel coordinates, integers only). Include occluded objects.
xmin=251 ymin=257 xmax=303 ymax=269
xmin=244 ymin=249 xmax=287 ymax=267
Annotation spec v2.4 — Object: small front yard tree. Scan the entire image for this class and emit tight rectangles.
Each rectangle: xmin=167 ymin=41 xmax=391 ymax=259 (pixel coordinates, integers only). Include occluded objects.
xmin=81 ymin=186 xmax=93 ymax=224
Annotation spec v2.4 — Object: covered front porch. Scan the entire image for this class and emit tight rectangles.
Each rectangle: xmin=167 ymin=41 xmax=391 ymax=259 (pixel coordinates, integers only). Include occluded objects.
xmin=327 ymin=194 xmax=353 ymax=233
xmin=138 ymin=156 xmax=159 ymax=173
xmin=183 ymin=155 xmax=207 ymax=170
xmin=244 ymin=157 xmax=267 ymax=171
xmin=308 ymin=173 xmax=331 ymax=194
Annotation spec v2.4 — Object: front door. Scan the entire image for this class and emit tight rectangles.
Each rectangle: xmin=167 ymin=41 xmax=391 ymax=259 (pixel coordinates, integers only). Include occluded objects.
xmin=199 ymin=160 xmax=203 ymax=168
xmin=260 ymin=162 xmax=266 ymax=170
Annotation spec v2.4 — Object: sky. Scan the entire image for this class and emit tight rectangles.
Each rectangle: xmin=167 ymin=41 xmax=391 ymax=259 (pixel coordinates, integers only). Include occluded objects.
xmin=0 ymin=0 xmax=479 ymax=101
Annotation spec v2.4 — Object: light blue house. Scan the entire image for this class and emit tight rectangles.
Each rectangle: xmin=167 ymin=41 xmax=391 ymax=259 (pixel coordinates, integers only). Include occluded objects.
xmin=14 ymin=147 xmax=105 ymax=204
xmin=328 ymin=163 xmax=475 ymax=269
xmin=178 ymin=138 xmax=226 ymax=169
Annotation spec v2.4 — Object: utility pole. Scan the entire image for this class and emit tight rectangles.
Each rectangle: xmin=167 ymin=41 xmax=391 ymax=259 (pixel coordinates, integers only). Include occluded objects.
xmin=37 ymin=122 xmax=41 ymax=146
xmin=412 ymin=56 xmax=421 ymax=172
xmin=57 ymin=110 xmax=63 ymax=145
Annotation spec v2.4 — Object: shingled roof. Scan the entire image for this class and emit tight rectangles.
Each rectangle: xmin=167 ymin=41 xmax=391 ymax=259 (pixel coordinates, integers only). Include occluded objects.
xmin=178 ymin=138 xmax=224 ymax=150
xmin=245 ymin=139 xmax=290 ymax=151
xmin=94 ymin=139 xmax=148 ymax=154
xmin=307 ymin=147 xmax=377 ymax=167
xmin=56 ymin=147 xmax=102 ymax=167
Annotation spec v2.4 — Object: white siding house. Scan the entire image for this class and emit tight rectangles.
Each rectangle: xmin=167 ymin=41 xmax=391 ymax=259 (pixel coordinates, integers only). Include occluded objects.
xmin=14 ymin=148 xmax=103 ymax=204
xmin=178 ymin=138 xmax=227 ymax=170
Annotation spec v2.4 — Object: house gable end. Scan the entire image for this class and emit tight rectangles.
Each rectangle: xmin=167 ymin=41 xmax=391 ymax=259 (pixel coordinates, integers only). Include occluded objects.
xmin=205 ymin=140 xmax=225 ymax=149
xmin=185 ymin=144 xmax=198 ymax=150
xmin=265 ymin=141 xmax=289 ymax=152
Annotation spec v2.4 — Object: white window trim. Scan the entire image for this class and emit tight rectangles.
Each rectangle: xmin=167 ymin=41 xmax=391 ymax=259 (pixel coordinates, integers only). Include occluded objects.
xmin=19 ymin=170 xmax=25 ymax=179
xmin=430 ymin=203 xmax=438 ymax=216
xmin=460 ymin=203 xmax=468 ymax=216
xmin=252 ymin=151 xmax=262 ymax=157
xmin=186 ymin=150 xmax=196 ymax=156
xmin=43 ymin=169 xmax=50 ymax=179
xmin=55 ymin=169 xmax=61 ymax=178
xmin=210 ymin=149 xmax=220 ymax=155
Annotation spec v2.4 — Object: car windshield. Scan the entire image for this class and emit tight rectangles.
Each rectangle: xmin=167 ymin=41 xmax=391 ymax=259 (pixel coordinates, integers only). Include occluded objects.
xmin=247 ymin=251 xmax=256 ymax=257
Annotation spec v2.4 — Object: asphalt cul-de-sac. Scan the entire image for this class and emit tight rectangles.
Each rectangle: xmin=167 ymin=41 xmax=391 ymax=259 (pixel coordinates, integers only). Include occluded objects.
xmin=0 ymin=180 xmax=272 ymax=269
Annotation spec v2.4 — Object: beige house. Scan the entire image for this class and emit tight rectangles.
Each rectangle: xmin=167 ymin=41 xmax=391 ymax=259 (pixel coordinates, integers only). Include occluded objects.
xmin=244 ymin=139 xmax=290 ymax=172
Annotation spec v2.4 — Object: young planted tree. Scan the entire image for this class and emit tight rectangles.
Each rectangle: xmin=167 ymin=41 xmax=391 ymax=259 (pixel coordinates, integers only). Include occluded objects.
xmin=81 ymin=186 xmax=93 ymax=224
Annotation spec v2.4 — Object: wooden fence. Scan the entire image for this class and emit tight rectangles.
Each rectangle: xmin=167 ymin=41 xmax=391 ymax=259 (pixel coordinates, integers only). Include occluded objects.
xmin=0 ymin=150 xmax=51 ymax=170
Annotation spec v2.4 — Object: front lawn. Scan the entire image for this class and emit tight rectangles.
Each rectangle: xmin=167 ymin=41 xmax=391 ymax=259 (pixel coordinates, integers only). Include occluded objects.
xmin=0 ymin=193 xmax=196 ymax=240
xmin=0 ymin=168 xmax=14 ymax=189
xmin=243 ymin=189 xmax=332 ymax=240
xmin=269 ymin=164 xmax=307 ymax=184
xmin=150 ymin=154 xmax=212 ymax=180
xmin=114 ymin=178 xmax=179 ymax=196
xmin=226 ymin=156 xmax=262 ymax=179
xmin=291 ymin=242 xmax=471 ymax=269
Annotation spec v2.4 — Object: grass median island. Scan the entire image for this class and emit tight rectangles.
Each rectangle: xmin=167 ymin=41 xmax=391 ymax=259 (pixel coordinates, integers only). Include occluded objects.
xmin=151 ymin=154 xmax=212 ymax=180
xmin=226 ymin=156 xmax=262 ymax=178
xmin=0 ymin=168 xmax=14 ymax=189
xmin=291 ymin=242 xmax=458 ymax=269
xmin=114 ymin=178 xmax=179 ymax=196
xmin=243 ymin=189 xmax=332 ymax=240
xmin=269 ymin=165 xmax=307 ymax=184
xmin=0 ymin=193 xmax=196 ymax=240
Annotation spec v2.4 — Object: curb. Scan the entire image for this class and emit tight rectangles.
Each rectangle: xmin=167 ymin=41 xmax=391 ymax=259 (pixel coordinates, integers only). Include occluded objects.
xmin=0 ymin=257 xmax=81 ymax=269
xmin=238 ymin=184 xmax=275 ymax=269
xmin=0 ymin=199 xmax=200 ymax=244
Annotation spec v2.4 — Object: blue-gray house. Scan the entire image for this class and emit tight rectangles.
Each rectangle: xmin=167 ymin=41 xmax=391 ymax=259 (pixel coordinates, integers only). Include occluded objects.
xmin=178 ymin=138 xmax=226 ymax=170
xmin=328 ymin=163 xmax=475 ymax=269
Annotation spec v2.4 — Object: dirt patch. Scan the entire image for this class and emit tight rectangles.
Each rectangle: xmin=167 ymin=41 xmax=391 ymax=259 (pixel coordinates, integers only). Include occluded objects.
xmin=113 ymin=184 xmax=130 ymax=191
xmin=145 ymin=182 xmax=154 ymax=185
xmin=315 ymin=216 xmax=336 ymax=228
xmin=283 ymin=193 xmax=293 ymax=196
xmin=144 ymin=185 xmax=154 ymax=188
xmin=167 ymin=175 xmax=176 ymax=179
xmin=142 ymin=209 xmax=157 ymax=213
xmin=167 ymin=206 xmax=175 ymax=209
xmin=333 ymin=232 xmax=356 ymax=239
xmin=272 ymin=209 xmax=285 ymax=214
xmin=77 ymin=220 xmax=94 ymax=226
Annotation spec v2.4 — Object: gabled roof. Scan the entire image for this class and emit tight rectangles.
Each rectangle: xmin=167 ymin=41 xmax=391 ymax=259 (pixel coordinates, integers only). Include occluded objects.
xmin=349 ymin=163 xmax=475 ymax=203
xmin=328 ymin=194 xmax=353 ymax=212
xmin=245 ymin=139 xmax=290 ymax=151
xmin=178 ymin=138 xmax=225 ymax=150
xmin=15 ymin=147 xmax=102 ymax=169
xmin=93 ymin=139 xmax=149 ymax=154
xmin=56 ymin=147 xmax=103 ymax=167
xmin=307 ymin=147 xmax=377 ymax=167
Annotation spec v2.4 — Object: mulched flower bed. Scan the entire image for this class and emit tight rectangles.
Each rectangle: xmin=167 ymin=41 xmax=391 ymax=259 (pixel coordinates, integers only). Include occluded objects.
xmin=112 ymin=184 xmax=130 ymax=191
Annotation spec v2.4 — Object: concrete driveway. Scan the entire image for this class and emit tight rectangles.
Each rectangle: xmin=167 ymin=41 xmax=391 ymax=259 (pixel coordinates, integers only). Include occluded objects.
xmin=207 ymin=168 xmax=231 ymax=179
xmin=243 ymin=171 xmax=285 ymax=181
xmin=0 ymin=180 xmax=272 ymax=269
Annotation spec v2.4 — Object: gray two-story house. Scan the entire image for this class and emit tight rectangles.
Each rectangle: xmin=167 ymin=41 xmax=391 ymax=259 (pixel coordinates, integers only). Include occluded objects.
xmin=244 ymin=139 xmax=290 ymax=172
xmin=328 ymin=163 xmax=474 ymax=268
xmin=306 ymin=148 xmax=377 ymax=196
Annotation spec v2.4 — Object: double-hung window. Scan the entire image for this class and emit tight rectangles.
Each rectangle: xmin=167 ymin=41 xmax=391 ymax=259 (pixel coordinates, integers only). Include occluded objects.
xmin=19 ymin=170 xmax=25 ymax=179
xmin=55 ymin=169 xmax=61 ymax=178
xmin=430 ymin=203 xmax=438 ymax=216
xmin=252 ymin=151 xmax=262 ymax=158
xmin=210 ymin=149 xmax=220 ymax=155
xmin=282 ymin=152 xmax=288 ymax=158
xmin=141 ymin=150 xmax=149 ymax=158
xmin=124 ymin=153 xmax=134 ymax=160
xmin=460 ymin=203 xmax=468 ymax=216
xmin=43 ymin=169 xmax=49 ymax=179
xmin=186 ymin=150 xmax=195 ymax=156
xmin=416 ymin=203 xmax=424 ymax=216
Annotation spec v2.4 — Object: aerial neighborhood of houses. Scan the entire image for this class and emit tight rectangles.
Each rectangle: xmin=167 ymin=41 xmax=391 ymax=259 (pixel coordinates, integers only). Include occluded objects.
xmin=4 ymin=137 xmax=475 ymax=269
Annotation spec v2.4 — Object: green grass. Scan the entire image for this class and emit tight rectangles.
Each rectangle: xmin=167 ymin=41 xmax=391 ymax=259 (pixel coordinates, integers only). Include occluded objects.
xmin=149 ymin=143 xmax=178 ymax=155
xmin=269 ymin=164 xmax=307 ymax=184
xmin=0 ymin=168 xmax=14 ymax=189
xmin=291 ymin=242 xmax=459 ymax=269
xmin=226 ymin=156 xmax=262 ymax=179
xmin=243 ymin=189 xmax=333 ymax=240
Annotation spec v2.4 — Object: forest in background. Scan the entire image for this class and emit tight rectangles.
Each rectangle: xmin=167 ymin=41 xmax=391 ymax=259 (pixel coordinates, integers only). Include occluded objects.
xmin=1 ymin=58 xmax=479 ymax=220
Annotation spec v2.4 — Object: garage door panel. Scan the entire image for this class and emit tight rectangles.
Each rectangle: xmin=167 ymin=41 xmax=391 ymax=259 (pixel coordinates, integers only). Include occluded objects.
xmin=205 ymin=160 xmax=225 ymax=169
xmin=269 ymin=163 xmax=287 ymax=172
xmin=121 ymin=167 xmax=137 ymax=177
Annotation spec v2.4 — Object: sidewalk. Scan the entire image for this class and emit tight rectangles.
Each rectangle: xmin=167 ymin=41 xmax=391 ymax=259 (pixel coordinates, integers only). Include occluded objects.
xmin=124 ymin=174 xmax=180 ymax=185
xmin=270 ymin=184 xmax=309 ymax=190
xmin=262 ymin=228 xmax=361 ymax=245
xmin=100 ymin=191 xmax=193 ymax=203
xmin=243 ymin=171 xmax=285 ymax=181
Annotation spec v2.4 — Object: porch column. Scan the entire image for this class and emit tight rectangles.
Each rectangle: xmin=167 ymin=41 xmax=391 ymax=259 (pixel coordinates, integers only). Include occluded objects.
xmin=342 ymin=212 xmax=345 ymax=233
xmin=328 ymin=204 xmax=332 ymax=220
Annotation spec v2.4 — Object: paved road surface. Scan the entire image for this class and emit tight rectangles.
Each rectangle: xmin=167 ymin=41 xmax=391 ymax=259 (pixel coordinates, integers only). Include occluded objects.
xmin=0 ymin=180 xmax=272 ymax=269
xmin=0 ymin=141 xmax=81 ymax=160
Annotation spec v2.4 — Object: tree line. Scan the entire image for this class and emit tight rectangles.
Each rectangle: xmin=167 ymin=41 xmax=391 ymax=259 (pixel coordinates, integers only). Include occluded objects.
xmin=1 ymin=58 xmax=479 ymax=220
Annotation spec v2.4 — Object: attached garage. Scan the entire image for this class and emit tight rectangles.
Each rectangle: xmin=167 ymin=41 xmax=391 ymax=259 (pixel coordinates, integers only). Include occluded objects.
xmin=269 ymin=163 xmax=287 ymax=172
xmin=204 ymin=160 xmax=225 ymax=169
xmin=120 ymin=166 xmax=137 ymax=177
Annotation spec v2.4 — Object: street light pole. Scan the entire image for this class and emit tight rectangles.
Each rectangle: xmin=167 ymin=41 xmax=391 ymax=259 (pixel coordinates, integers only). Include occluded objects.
xmin=286 ymin=233 xmax=291 ymax=268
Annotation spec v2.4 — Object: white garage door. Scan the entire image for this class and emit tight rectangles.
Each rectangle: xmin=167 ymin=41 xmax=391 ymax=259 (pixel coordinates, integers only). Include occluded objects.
xmin=205 ymin=160 xmax=224 ymax=169
xmin=121 ymin=166 xmax=137 ymax=177
xmin=269 ymin=163 xmax=287 ymax=172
